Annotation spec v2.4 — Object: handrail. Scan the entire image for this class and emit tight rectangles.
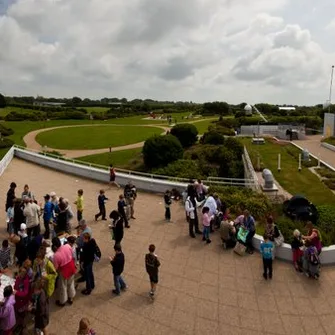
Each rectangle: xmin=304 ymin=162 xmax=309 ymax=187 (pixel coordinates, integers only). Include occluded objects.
xmin=13 ymin=145 xmax=258 ymax=187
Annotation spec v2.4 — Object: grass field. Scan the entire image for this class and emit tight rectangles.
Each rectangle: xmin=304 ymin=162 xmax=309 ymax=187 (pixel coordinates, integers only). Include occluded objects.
xmin=84 ymin=107 xmax=110 ymax=113
xmin=240 ymin=138 xmax=335 ymax=205
xmin=78 ymin=148 xmax=143 ymax=169
xmin=35 ymin=125 xmax=163 ymax=150
xmin=190 ymin=118 xmax=218 ymax=134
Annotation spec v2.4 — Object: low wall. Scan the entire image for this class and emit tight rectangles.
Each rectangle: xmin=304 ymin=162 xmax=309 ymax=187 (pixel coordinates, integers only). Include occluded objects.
xmin=14 ymin=148 xmax=187 ymax=194
xmin=321 ymin=142 xmax=335 ymax=152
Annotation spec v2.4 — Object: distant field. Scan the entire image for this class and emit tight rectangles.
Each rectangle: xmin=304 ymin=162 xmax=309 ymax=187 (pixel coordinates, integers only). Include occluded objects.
xmin=35 ymin=125 xmax=163 ymax=150
xmin=84 ymin=107 xmax=110 ymax=113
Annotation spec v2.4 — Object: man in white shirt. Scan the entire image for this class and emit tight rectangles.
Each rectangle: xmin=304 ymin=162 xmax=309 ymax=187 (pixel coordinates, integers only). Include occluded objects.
xmin=23 ymin=196 xmax=41 ymax=239
xmin=185 ymin=185 xmax=202 ymax=238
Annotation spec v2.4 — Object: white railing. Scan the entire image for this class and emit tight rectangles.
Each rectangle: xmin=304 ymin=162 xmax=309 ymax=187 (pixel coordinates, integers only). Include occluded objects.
xmin=12 ymin=145 xmax=257 ymax=188
xmin=0 ymin=146 xmax=15 ymax=177
xmin=243 ymin=146 xmax=260 ymax=191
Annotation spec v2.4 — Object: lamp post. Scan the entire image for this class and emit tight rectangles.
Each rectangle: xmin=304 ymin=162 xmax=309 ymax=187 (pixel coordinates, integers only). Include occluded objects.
xmin=329 ymin=65 xmax=334 ymax=113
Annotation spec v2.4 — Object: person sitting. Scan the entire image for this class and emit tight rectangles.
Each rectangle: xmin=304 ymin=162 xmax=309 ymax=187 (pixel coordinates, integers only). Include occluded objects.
xmin=243 ymin=210 xmax=256 ymax=254
xmin=220 ymin=220 xmax=236 ymax=249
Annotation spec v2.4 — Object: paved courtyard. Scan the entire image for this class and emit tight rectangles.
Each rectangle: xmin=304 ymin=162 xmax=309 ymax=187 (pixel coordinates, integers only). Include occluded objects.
xmin=1 ymin=159 xmax=335 ymax=334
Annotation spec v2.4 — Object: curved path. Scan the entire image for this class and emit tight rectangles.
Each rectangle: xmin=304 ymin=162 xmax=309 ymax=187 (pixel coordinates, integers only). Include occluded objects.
xmin=23 ymin=117 xmax=217 ymax=159
xmin=23 ymin=124 xmax=170 ymax=158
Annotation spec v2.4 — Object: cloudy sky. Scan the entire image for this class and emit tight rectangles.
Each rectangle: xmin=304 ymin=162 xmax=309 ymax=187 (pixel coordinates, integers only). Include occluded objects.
xmin=1 ymin=0 xmax=335 ymax=104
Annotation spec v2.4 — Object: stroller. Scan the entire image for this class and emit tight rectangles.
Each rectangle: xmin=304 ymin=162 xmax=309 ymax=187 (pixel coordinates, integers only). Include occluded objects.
xmin=302 ymin=245 xmax=320 ymax=279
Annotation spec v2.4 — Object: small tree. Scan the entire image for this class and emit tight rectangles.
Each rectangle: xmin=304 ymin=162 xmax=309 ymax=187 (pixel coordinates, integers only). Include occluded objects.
xmin=170 ymin=123 xmax=198 ymax=148
xmin=0 ymin=94 xmax=6 ymax=108
xmin=142 ymin=135 xmax=183 ymax=169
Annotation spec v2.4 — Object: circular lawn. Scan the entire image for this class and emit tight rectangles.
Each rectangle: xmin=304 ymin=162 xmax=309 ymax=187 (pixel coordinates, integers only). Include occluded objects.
xmin=35 ymin=125 xmax=163 ymax=150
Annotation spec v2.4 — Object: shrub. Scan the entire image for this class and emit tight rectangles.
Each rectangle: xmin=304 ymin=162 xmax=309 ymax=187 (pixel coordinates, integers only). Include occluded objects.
xmin=275 ymin=216 xmax=306 ymax=244
xmin=170 ymin=123 xmax=198 ymax=148
xmin=0 ymin=138 xmax=14 ymax=148
xmin=318 ymin=167 xmax=335 ymax=179
xmin=201 ymin=131 xmax=224 ymax=145
xmin=153 ymin=159 xmax=203 ymax=179
xmin=142 ymin=134 xmax=183 ymax=169
xmin=323 ymin=179 xmax=335 ymax=190
xmin=0 ymin=124 xmax=13 ymax=136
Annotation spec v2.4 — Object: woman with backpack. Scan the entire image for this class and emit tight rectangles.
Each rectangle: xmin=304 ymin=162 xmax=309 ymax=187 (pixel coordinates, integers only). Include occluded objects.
xmin=302 ymin=222 xmax=322 ymax=255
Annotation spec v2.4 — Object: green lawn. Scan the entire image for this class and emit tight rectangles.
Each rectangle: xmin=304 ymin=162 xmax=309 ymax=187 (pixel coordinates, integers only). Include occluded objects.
xmin=84 ymin=107 xmax=110 ymax=113
xmin=77 ymin=148 xmax=143 ymax=168
xmin=191 ymin=118 xmax=218 ymax=134
xmin=35 ymin=125 xmax=163 ymax=150
xmin=240 ymin=138 xmax=335 ymax=205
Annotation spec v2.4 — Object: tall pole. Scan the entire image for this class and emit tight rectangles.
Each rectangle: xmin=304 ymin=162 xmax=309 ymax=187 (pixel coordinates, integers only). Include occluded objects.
xmin=329 ymin=65 xmax=334 ymax=113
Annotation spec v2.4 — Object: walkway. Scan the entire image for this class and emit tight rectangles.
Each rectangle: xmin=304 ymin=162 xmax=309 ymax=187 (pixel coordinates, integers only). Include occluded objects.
xmin=23 ymin=124 xmax=170 ymax=158
xmin=2 ymin=158 xmax=335 ymax=334
xmin=293 ymin=135 xmax=335 ymax=168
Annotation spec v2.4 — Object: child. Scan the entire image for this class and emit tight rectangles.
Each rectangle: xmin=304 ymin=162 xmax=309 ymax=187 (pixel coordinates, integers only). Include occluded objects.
xmin=109 ymin=164 xmax=120 ymax=188
xmin=145 ymin=244 xmax=161 ymax=299
xmin=0 ymin=240 xmax=11 ymax=271
xmin=109 ymin=244 xmax=126 ymax=295
xmin=14 ymin=267 xmax=30 ymax=328
xmin=117 ymin=195 xmax=129 ymax=228
xmin=202 ymin=206 xmax=211 ymax=244
xmin=6 ymin=205 xmax=14 ymax=234
xmin=0 ymin=285 xmax=16 ymax=334
xmin=291 ymin=229 xmax=303 ymax=272
xmin=74 ymin=189 xmax=84 ymax=223
xmin=31 ymin=278 xmax=49 ymax=335
xmin=95 ymin=190 xmax=108 ymax=221
xmin=77 ymin=317 xmax=96 ymax=335
xmin=164 ymin=190 xmax=172 ymax=222
xmin=260 ymin=233 xmax=273 ymax=280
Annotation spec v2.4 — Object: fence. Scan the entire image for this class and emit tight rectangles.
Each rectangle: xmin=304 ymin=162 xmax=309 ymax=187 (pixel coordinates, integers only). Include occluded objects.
xmin=242 ymin=146 xmax=260 ymax=192
xmin=0 ymin=147 xmax=15 ymax=177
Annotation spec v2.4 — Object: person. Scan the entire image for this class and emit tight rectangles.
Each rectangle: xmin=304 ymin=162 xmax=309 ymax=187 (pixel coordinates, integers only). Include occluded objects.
xmin=21 ymin=184 xmax=34 ymax=202
xmin=5 ymin=182 xmax=16 ymax=212
xmin=0 ymin=240 xmax=11 ymax=271
xmin=52 ymin=237 xmax=76 ymax=307
xmin=185 ymin=184 xmax=201 ymax=238
xmin=109 ymin=210 xmax=124 ymax=246
xmin=13 ymin=198 xmax=25 ymax=235
xmin=14 ymin=267 xmax=30 ymax=329
xmin=77 ymin=318 xmax=96 ymax=335
xmin=27 ymin=234 xmax=44 ymax=263
xmin=0 ymin=285 xmax=16 ymax=335
xmin=291 ymin=229 xmax=303 ymax=272
xmin=220 ymin=220 xmax=236 ymax=249
xmin=302 ymin=240 xmax=320 ymax=279
xmin=202 ymin=206 xmax=212 ymax=244
xmin=23 ymin=259 xmax=34 ymax=283
xmin=23 ymin=196 xmax=41 ymax=238
xmin=109 ymin=164 xmax=120 ymax=188
xmin=33 ymin=247 xmax=58 ymax=298
xmin=95 ymin=190 xmax=108 ymax=221
xmin=302 ymin=222 xmax=322 ymax=255
xmin=260 ymin=233 xmax=273 ymax=280
xmin=117 ymin=194 xmax=129 ymax=228
xmin=203 ymin=193 xmax=217 ymax=232
xmin=6 ymin=203 xmax=14 ymax=234
xmin=55 ymin=198 xmax=73 ymax=235
xmin=164 ymin=190 xmax=172 ymax=222
xmin=195 ymin=179 xmax=206 ymax=201
xmin=265 ymin=216 xmax=281 ymax=258
xmin=145 ymin=244 xmax=161 ymax=299
xmin=43 ymin=194 xmax=54 ymax=239
xmin=109 ymin=244 xmax=126 ymax=295
xmin=50 ymin=192 xmax=59 ymax=208
xmin=74 ymin=189 xmax=84 ymax=223
xmin=243 ymin=210 xmax=256 ymax=254
xmin=31 ymin=278 xmax=49 ymax=335
xmin=12 ymin=225 xmax=29 ymax=266
xmin=124 ymin=181 xmax=137 ymax=220
xmin=80 ymin=233 xmax=97 ymax=296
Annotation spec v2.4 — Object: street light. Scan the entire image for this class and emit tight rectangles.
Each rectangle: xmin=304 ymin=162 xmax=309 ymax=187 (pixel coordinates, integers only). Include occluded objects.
xmin=329 ymin=65 xmax=334 ymax=113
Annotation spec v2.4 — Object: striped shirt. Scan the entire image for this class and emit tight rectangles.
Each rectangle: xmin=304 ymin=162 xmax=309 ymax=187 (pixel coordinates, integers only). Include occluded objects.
xmin=0 ymin=247 xmax=11 ymax=269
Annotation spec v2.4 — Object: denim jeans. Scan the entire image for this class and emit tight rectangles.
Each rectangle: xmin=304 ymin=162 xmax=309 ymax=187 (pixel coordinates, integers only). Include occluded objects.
xmin=203 ymin=226 xmax=210 ymax=240
xmin=113 ymin=274 xmax=126 ymax=294
xmin=84 ymin=262 xmax=95 ymax=291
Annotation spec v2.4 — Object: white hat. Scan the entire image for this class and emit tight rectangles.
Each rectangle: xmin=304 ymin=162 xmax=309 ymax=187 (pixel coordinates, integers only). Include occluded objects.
xmin=20 ymin=223 xmax=27 ymax=230
xmin=50 ymin=191 xmax=56 ymax=197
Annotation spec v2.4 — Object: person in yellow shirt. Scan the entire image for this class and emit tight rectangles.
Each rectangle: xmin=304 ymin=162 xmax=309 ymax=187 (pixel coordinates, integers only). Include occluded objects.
xmin=74 ymin=189 xmax=84 ymax=223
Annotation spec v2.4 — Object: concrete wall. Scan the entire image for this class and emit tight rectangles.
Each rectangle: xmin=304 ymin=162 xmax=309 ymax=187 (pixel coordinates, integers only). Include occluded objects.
xmin=242 ymin=146 xmax=260 ymax=192
xmin=324 ymin=113 xmax=335 ymax=137
xmin=0 ymin=147 xmax=15 ymax=177
xmin=321 ymin=142 xmax=335 ymax=152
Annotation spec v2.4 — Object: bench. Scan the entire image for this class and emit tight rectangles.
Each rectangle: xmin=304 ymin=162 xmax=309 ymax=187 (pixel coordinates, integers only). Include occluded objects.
xmin=252 ymin=138 xmax=265 ymax=144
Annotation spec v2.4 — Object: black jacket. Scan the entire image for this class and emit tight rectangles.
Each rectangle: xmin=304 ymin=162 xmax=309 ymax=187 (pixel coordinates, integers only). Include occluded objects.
xmin=112 ymin=217 xmax=124 ymax=243
xmin=81 ymin=239 xmax=97 ymax=265
xmin=110 ymin=252 xmax=125 ymax=275
xmin=6 ymin=188 xmax=15 ymax=211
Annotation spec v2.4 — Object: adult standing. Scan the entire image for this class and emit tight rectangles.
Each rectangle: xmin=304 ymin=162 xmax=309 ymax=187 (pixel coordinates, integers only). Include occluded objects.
xmin=13 ymin=198 xmax=25 ymax=235
xmin=110 ymin=244 xmax=127 ymax=295
xmin=117 ymin=195 xmax=129 ymax=228
xmin=81 ymin=233 xmax=97 ymax=295
xmin=21 ymin=184 xmax=35 ymax=202
xmin=109 ymin=210 xmax=124 ymax=246
xmin=5 ymin=182 xmax=16 ymax=212
xmin=124 ymin=181 xmax=137 ymax=220
xmin=52 ymin=237 xmax=76 ymax=307
xmin=243 ymin=210 xmax=256 ymax=254
xmin=23 ymin=197 xmax=41 ymax=239
xmin=185 ymin=184 xmax=202 ymax=238
xmin=76 ymin=220 xmax=92 ymax=283
xmin=43 ymin=195 xmax=54 ymax=239
xmin=195 ymin=179 xmax=206 ymax=201
xmin=302 ymin=222 xmax=322 ymax=255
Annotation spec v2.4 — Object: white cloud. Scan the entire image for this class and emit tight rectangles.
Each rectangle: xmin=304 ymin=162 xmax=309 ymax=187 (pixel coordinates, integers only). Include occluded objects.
xmin=0 ymin=0 xmax=334 ymax=104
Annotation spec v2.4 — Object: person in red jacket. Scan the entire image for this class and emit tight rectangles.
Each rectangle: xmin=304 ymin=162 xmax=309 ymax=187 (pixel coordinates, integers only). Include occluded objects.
xmin=14 ymin=267 xmax=30 ymax=330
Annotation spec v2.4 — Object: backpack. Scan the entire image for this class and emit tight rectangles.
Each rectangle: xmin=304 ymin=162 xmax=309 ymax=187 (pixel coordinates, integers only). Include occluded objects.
xmin=308 ymin=247 xmax=320 ymax=266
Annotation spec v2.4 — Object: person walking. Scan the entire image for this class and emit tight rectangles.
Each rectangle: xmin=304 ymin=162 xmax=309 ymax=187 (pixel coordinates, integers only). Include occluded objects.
xmin=117 ymin=195 xmax=129 ymax=228
xmin=164 ymin=190 xmax=172 ymax=222
xmin=124 ymin=181 xmax=137 ymax=220
xmin=109 ymin=164 xmax=120 ymax=188
xmin=52 ymin=237 xmax=76 ymax=307
xmin=109 ymin=244 xmax=126 ymax=295
xmin=109 ymin=210 xmax=124 ymax=246
xmin=145 ymin=244 xmax=161 ymax=299
xmin=95 ymin=190 xmax=108 ymax=221
xmin=74 ymin=189 xmax=84 ymax=223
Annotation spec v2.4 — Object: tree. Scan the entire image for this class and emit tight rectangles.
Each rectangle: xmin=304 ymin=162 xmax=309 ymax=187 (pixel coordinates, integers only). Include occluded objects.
xmin=0 ymin=94 xmax=6 ymax=108
xmin=72 ymin=96 xmax=82 ymax=106
xmin=202 ymin=101 xmax=230 ymax=116
xmin=142 ymin=135 xmax=183 ymax=169
xmin=170 ymin=124 xmax=198 ymax=148
xmin=201 ymin=130 xmax=225 ymax=145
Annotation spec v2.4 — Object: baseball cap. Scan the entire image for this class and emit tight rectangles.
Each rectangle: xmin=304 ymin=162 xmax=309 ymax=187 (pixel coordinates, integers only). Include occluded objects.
xmin=20 ymin=223 xmax=27 ymax=230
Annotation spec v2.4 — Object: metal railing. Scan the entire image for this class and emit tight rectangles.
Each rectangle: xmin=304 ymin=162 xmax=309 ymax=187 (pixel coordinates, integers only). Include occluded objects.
xmin=12 ymin=145 xmax=258 ymax=188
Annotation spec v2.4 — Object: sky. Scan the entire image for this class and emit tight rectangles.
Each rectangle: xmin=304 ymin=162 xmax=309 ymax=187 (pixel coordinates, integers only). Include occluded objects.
xmin=1 ymin=0 xmax=335 ymax=105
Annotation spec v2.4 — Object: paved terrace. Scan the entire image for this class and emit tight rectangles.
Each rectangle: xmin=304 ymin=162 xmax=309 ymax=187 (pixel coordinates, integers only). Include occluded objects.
xmin=1 ymin=159 xmax=335 ymax=334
